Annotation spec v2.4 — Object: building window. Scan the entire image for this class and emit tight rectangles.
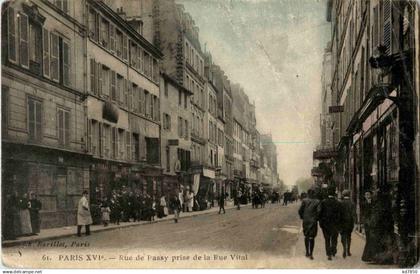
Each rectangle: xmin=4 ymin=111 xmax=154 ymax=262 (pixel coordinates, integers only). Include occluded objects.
xmin=42 ymin=28 xmax=50 ymax=78
xmin=53 ymin=0 xmax=69 ymax=13
xmin=28 ymin=97 xmax=42 ymax=141
xmin=101 ymin=18 xmax=110 ymax=48
xmin=184 ymin=120 xmax=188 ymax=139
xmin=163 ymin=113 xmax=171 ymax=130
xmin=166 ymin=146 xmax=170 ymax=172
xmin=116 ymin=30 xmax=123 ymax=57
xmin=178 ymin=117 xmax=183 ymax=137
xmin=57 ymin=108 xmax=70 ymax=146
xmin=164 ymin=80 xmax=168 ymax=97
xmin=29 ymin=23 xmax=42 ymax=74
xmin=61 ymin=39 xmax=71 ymax=86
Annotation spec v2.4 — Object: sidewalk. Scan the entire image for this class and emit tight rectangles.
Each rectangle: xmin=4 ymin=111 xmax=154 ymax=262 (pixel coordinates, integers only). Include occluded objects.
xmin=3 ymin=201 xmax=241 ymax=248
xmin=292 ymin=226 xmax=396 ymax=269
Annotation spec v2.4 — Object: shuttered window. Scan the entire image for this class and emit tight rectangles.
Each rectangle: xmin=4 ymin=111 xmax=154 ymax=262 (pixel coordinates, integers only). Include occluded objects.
xmin=19 ymin=13 xmax=29 ymax=68
xmin=7 ymin=7 xmax=17 ymax=63
xmin=50 ymin=33 xmax=59 ymax=82
xmin=43 ymin=28 xmax=50 ymax=78
xmin=28 ymin=97 xmax=42 ymax=141
xmin=88 ymin=9 xmax=97 ymax=41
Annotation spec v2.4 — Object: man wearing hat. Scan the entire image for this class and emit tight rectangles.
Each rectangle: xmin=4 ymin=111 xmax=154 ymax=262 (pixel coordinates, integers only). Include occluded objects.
xmin=340 ymin=189 xmax=356 ymax=258
xmin=318 ymin=187 xmax=342 ymax=260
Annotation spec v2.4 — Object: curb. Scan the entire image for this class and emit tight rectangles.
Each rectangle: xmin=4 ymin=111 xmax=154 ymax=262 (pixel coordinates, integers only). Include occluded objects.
xmin=2 ymin=205 xmax=245 ymax=248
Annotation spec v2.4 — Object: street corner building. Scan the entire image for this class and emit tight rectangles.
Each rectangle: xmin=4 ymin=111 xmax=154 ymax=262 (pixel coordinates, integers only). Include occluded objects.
xmin=313 ymin=0 xmax=420 ymax=267
xmin=1 ymin=0 xmax=281 ymax=235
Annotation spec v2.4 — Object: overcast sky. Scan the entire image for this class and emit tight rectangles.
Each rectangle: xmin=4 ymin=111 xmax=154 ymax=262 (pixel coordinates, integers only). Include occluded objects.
xmin=177 ymin=0 xmax=331 ymax=186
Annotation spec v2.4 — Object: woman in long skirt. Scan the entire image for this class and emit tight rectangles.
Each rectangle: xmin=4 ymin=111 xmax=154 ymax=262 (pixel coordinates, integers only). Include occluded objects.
xmin=18 ymin=193 xmax=33 ymax=236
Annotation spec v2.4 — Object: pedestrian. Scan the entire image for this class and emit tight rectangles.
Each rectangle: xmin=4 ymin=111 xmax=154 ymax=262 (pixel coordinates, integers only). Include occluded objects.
xmin=2 ymin=192 xmax=20 ymax=240
xmin=186 ymin=190 xmax=194 ymax=212
xmin=218 ymin=188 xmax=226 ymax=214
xmin=169 ymin=193 xmax=182 ymax=223
xmin=298 ymin=189 xmax=320 ymax=260
xmin=160 ymin=194 xmax=168 ymax=218
xmin=77 ymin=190 xmax=93 ymax=237
xmin=362 ymin=188 xmax=395 ymax=264
xmin=110 ymin=194 xmax=121 ymax=225
xmin=28 ymin=192 xmax=42 ymax=235
xmin=178 ymin=188 xmax=185 ymax=212
xmin=236 ymin=190 xmax=242 ymax=210
xmin=339 ymin=190 xmax=356 ymax=258
xmin=18 ymin=193 xmax=33 ymax=236
xmin=318 ymin=187 xmax=342 ymax=260
xmin=361 ymin=190 xmax=375 ymax=262
xmin=100 ymin=199 xmax=111 ymax=227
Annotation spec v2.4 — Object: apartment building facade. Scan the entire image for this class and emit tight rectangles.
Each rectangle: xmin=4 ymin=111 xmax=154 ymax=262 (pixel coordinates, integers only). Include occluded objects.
xmin=326 ymin=0 xmax=419 ymax=266
xmin=85 ymin=0 xmax=162 ymax=204
xmin=1 ymin=0 xmax=89 ymax=228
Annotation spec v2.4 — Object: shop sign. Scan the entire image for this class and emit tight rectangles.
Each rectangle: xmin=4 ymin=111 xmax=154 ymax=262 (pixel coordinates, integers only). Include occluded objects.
xmin=203 ymin=168 xmax=215 ymax=179
xmin=329 ymin=105 xmax=344 ymax=113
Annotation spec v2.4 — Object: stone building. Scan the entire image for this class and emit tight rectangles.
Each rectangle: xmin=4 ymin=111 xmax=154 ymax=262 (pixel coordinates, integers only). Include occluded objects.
xmin=1 ymin=0 xmax=89 ymax=228
xmin=85 ymin=0 xmax=163 ymax=204
xmin=160 ymin=73 xmax=192 ymax=197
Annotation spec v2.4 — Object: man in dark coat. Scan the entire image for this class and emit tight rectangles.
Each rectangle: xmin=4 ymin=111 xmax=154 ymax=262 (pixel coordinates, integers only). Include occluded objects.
xmin=298 ymin=189 xmax=320 ymax=260
xmin=318 ymin=187 xmax=342 ymax=260
xmin=29 ymin=192 xmax=42 ymax=234
xmin=340 ymin=190 xmax=356 ymax=258
xmin=361 ymin=190 xmax=375 ymax=261
xmin=218 ymin=188 xmax=226 ymax=214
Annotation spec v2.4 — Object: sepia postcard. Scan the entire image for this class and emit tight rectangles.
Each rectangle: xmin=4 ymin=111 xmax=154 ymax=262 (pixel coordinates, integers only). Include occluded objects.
xmin=1 ymin=0 xmax=420 ymax=270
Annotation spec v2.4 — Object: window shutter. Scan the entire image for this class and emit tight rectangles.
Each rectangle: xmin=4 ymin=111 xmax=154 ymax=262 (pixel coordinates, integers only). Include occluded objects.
xmin=90 ymin=59 xmax=96 ymax=94
xmin=122 ymin=35 xmax=128 ymax=61
xmin=124 ymin=79 xmax=128 ymax=107
xmin=96 ymin=13 xmax=101 ymax=44
xmin=99 ymin=122 xmax=104 ymax=157
xmin=28 ymin=99 xmax=35 ymax=139
xmin=137 ymin=48 xmax=143 ymax=72
xmin=63 ymin=0 xmax=69 ymax=14
xmin=50 ymin=33 xmax=59 ymax=82
xmin=97 ymin=63 xmax=102 ymax=96
xmin=128 ymin=82 xmax=133 ymax=111
xmin=126 ymin=131 xmax=131 ymax=160
xmin=62 ymin=40 xmax=70 ymax=86
xmin=35 ymin=101 xmax=42 ymax=141
xmin=112 ymin=127 xmax=116 ymax=158
xmin=58 ymin=109 xmax=64 ymax=145
xmin=382 ymin=0 xmax=392 ymax=55
xmin=111 ymin=70 xmax=116 ymax=101
xmin=42 ymin=28 xmax=50 ymax=78
xmin=7 ymin=7 xmax=17 ymax=63
xmin=110 ymin=24 xmax=115 ymax=52
xmin=64 ymin=111 xmax=70 ymax=145
xmin=19 ymin=13 xmax=29 ymax=68
xmin=87 ymin=119 xmax=92 ymax=153
xmin=115 ymin=129 xmax=119 ymax=159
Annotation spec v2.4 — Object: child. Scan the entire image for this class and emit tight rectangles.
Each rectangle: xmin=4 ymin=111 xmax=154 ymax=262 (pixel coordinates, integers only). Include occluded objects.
xmin=100 ymin=200 xmax=111 ymax=227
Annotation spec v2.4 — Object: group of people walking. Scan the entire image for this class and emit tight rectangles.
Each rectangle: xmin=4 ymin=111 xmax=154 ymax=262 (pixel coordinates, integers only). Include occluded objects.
xmin=298 ymin=187 xmax=395 ymax=264
xmin=3 ymin=192 xmax=42 ymax=240
xmin=298 ymin=188 xmax=356 ymax=260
